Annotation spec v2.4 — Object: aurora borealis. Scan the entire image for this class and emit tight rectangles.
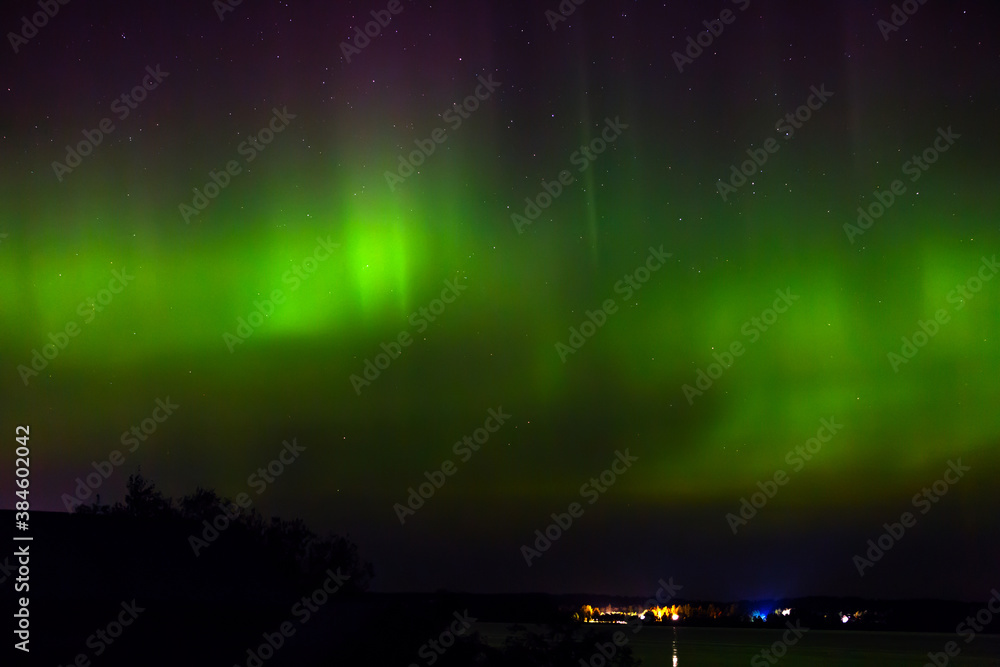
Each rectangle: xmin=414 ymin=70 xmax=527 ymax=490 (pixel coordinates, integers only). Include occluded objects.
xmin=3 ymin=0 xmax=999 ymax=603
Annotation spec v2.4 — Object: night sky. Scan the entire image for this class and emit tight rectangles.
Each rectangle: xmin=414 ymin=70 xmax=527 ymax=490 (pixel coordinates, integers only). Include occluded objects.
xmin=2 ymin=0 xmax=999 ymax=603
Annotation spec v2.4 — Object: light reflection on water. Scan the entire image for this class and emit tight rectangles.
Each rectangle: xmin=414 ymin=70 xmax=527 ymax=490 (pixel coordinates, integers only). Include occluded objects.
xmin=472 ymin=622 xmax=1000 ymax=665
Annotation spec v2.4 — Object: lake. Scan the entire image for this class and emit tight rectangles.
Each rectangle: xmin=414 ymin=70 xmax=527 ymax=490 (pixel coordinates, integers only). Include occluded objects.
xmin=475 ymin=622 xmax=1000 ymax=665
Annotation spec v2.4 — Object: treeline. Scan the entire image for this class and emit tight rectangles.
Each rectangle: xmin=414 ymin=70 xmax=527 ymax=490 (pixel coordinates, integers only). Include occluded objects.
xmin=74 ymin=468 xmax=373 ymax=595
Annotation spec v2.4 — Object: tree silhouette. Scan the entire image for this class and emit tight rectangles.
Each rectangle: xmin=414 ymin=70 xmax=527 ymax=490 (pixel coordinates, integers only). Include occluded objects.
xmin=121 ymin=467 xmax=173 ymax=517
xmin=72 ymin=468 xmax=373 ymax=592
xmin=177 ymin=485 xmax=223 ymax=519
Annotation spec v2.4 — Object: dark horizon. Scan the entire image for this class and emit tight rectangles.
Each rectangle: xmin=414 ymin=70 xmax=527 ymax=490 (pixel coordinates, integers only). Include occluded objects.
xmin=15 ymin=464 xmax=999 ymax=604
xmin=5 ymin=504 xmax=997 ymax=610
